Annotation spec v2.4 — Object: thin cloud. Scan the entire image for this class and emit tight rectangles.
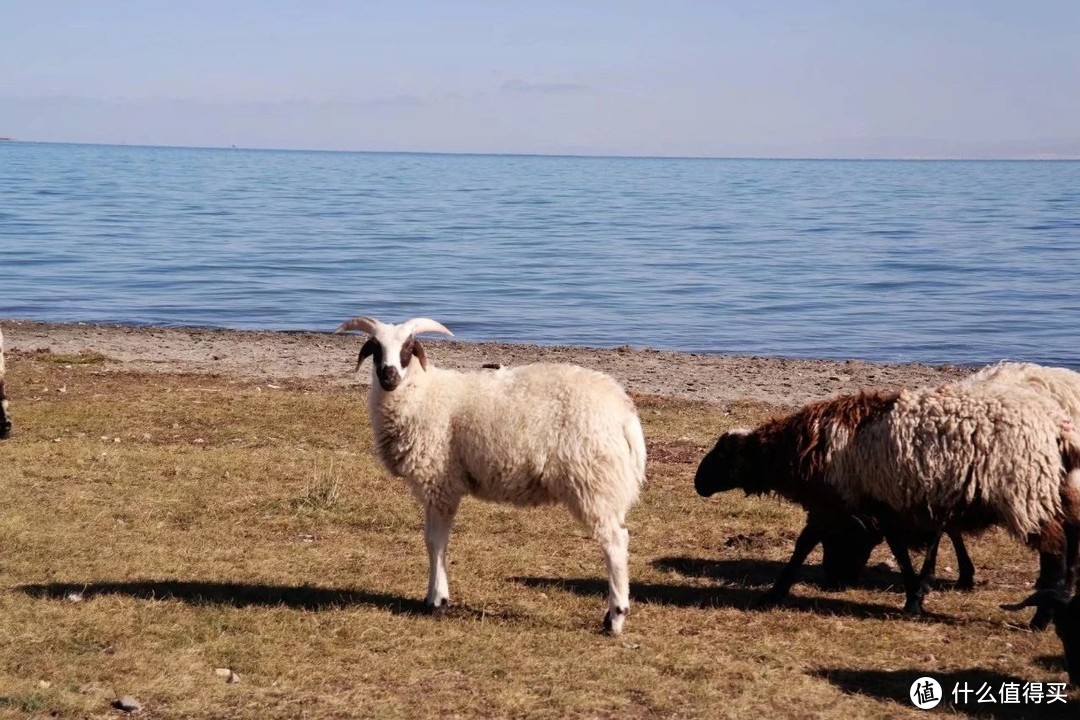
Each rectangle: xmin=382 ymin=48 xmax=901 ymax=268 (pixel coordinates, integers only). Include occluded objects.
xmin=499 ymin=80 xmax=594 ymax=96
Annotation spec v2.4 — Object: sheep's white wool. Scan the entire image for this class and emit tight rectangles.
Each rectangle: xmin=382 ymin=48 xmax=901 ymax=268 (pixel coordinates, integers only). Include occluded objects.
xmin=371 ymin=362 xmax=645 ymax=515
xmin=345 ymin=316 xmax=647 ymax=634
xmin=961 ymin=361 xmax=1080 ymax=426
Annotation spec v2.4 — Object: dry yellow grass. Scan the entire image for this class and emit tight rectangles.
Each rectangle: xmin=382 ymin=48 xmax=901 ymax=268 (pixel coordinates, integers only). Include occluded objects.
xmin=0 ymin=352 xmax=1075 ymax=718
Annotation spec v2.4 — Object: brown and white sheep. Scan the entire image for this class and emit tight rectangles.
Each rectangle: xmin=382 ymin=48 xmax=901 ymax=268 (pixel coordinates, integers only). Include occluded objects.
xmin=694 ymin=382 xmax=1080 ymax=618
xmin=821 ymin=362 xmax=1080 ymax=625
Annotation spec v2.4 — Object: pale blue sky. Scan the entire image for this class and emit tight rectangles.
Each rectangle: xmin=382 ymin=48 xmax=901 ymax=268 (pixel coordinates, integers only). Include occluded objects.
xmin=2 ymin=1 xmax=1078 ymax=157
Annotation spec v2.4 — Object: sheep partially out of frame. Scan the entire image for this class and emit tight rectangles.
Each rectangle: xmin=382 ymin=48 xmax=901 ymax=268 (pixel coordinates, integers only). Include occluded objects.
xmin=0 ymin=325 xmax=10 ymax=440
xmin=338 ymin=316 xmax=647 ymax=634
xmin=1003 ymin=590 xmax=1079 ymax=686
xmin=821 ymin=362 xmax=1080 ymax=624
xmin=695 ymin=383 xmax=1080 ymax=619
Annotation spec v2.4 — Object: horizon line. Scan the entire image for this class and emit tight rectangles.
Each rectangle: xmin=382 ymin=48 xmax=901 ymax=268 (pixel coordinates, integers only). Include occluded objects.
xmin=4 ymin=138 xmax=1080 ymax=163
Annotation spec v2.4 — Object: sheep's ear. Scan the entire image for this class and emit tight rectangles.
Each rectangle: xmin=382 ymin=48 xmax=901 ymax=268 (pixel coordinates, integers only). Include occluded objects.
xmin=355 ymin=337 xmax=378 ymax=372
xmin=1001 ymin=589 xmax=1068 ymax=613
xmin=413 ymin=339 xmax=428 ymax=371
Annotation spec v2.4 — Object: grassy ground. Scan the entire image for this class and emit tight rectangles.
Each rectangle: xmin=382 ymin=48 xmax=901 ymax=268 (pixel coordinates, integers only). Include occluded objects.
xmin=0 ymin=351 xmax=1075 ymax=719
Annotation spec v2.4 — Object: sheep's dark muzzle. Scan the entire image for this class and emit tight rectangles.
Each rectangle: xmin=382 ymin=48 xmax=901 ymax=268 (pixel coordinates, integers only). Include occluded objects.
xmin=694 ymin=455 xmax=718 ymax=497
xmin=377 ymin=366 xmax=402 ymax=392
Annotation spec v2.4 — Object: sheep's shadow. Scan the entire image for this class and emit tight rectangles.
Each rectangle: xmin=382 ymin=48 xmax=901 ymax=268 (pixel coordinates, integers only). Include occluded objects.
xmin=18 ymin=580 xmax=513 ymax=620
xmin=814 ymin=667 xmax=1075 ymax=719
xmin=1034 ymin=655 xmax=1068 ymax=674
xmin=653 ymin=555 xmax=971 ymax=593
xmin=514 ymin=576 xmax=958 ymax=623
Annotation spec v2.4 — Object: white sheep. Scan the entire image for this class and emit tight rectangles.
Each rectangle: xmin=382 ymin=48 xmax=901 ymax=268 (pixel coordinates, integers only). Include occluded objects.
xmin=0 ymin=325 xmax=10 ymax=439
xmin=337 ymin=316 xmax=647 ymax=634
xmin=695 ymin=382 xmax=1080 ymax=618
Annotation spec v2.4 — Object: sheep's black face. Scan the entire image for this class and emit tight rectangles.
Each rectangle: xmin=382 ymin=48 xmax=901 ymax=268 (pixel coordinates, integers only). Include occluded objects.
xmin=695 ymin=433 xmax=747 ymax=497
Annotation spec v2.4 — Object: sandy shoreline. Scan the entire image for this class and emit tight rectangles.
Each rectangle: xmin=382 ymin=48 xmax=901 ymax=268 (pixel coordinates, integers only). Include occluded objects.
xmin=1 ymin=319 xmax=971 ymax=407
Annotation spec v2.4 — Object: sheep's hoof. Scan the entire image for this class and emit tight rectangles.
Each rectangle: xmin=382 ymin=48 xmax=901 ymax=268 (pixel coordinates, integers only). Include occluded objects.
xmin=426 ymin=599 xmax=449 ymax=617
xmin=956 ymin=577 xmax=975 ymax=592
xmin=1029 ymin=609 xmax=1053 ymax=631
xmin=902 ymin=599 xmax=925 ymax=616
xmin=602 ymin=608 xmax=626 ymax=635
xmin=756 ymin=589 xmax=788 ymax=608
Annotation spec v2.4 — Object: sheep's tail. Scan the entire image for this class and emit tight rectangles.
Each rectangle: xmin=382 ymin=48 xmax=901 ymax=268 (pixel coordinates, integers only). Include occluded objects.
xmin=624 ymin=412 xmax=647 ymax=487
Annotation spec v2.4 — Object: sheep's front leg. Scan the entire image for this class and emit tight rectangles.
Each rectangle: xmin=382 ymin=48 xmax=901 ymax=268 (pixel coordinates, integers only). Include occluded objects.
xmin=599 ymin=523 xmax=630 ymax=635
xmin=424 ymin=499 xmax=459 ymax=614
xmin=761 ymin=521 xmax=823 ymax=605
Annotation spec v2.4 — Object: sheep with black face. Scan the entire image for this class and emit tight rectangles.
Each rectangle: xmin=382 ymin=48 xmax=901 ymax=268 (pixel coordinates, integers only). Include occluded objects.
xmin=339 ymin=316 xmax=647 ymax=634
xmin=695 ymin=383 xmax=1080 ymax=620
xmin=0 ymin=325 xmax=10 ymax=440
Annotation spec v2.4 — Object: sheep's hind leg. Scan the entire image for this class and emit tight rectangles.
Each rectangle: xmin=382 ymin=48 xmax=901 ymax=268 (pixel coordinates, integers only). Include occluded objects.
xmin=881 ymin=531 xmax=922 ymax=615
xmin=949 ymin=531 xmax=975 ymax=591
xmin=909 ymin=530 xmax=945 ymax=614
xmin=598 ymin=522 xmax=631 ymax=635
xmin=761 ymin=521 xmax=823 ymax=605
xmin=424 ymin=499 xmax=460 ymax=614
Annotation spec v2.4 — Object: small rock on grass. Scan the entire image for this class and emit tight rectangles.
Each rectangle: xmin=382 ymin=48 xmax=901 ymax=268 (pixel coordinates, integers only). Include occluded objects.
xmin=214 ymin=667 xmax=241 ymax=683
xmin=112 ymin=696 xmax=142 ymax=713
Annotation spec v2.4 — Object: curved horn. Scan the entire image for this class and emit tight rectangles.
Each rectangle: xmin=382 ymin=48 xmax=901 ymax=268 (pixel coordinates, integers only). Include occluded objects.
xmin=336 ymin=316 xmax=382 ymax=335
xmin=402 ymin=317 xmax=454 ymax=337
xmin=1001 ymin=589 xmax=1069 ymax=612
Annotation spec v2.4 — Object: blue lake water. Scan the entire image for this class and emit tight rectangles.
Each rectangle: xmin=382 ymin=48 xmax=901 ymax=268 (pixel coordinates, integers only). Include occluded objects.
xmin=1 ymin=142 xmax=1078 ymax=367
